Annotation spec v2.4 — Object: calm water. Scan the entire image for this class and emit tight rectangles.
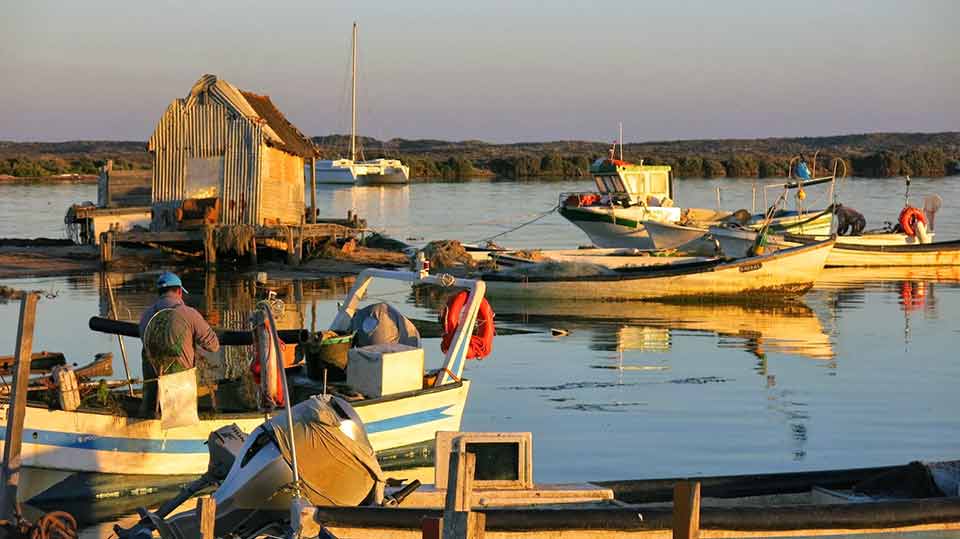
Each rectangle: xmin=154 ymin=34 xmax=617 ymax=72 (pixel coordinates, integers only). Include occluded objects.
xmin=1 ymin=177 xmax=958 ymax=486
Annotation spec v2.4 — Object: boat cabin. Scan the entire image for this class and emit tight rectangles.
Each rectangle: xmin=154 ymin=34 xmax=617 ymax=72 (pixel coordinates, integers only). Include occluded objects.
xmin=589 ymin=158 xmax=673 ymax=207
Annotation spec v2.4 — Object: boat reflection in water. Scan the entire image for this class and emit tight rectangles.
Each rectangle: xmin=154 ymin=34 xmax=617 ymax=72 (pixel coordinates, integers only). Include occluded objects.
xmin=485 ymin=298 xmax=836 ymax=361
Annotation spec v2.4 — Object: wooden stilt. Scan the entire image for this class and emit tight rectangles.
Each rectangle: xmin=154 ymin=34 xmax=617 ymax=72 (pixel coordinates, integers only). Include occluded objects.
xmin=99 ymin=231 xmax=114 ymax=266
xmin=0 ymin=292 xmax=40 ymax=520
xmin=310 ymin=156 xmax=317 ymax=224
xmin=442 ymin=450 xmax=485 ymax=539
xmin=198 ymin=496 xmax=216 ymax=539
xmin=673 ymin=481 xmax=701 ymax=539
xmin=249 ymin=236 xmax=258 ymax=266
xmin=286 ymin=227 xmax=300 ymax=265
xmin=203 ymin=225 xmax=217 ymax=267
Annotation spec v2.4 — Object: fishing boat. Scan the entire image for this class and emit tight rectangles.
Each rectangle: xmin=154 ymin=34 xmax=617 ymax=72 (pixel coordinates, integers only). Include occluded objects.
xmin=0 ymin=265 xmax=489 ymax=519
xmin=310 ymin=23 xmax=411 ymax=185
xmin=480 ymin=237 xmax=834 ymax=301
xmin=485 ymin=247 xmax=713 ymax=270
xmin=304 ymin=459 xmax=960 ymax=539
xmin=559 ymin=146 xmax=835 ymax=251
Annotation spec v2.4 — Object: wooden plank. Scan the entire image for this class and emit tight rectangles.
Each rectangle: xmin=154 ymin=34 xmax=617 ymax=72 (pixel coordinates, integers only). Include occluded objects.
xmin=0 ymin=292 xmax=39 ymax=520
xmin=673 ymin=481 xmax=701 ymax=539
xmin=443 ymin=450 xmax=485 ymax=539
xmin=198 ymin=496 xmax=216 ymax=539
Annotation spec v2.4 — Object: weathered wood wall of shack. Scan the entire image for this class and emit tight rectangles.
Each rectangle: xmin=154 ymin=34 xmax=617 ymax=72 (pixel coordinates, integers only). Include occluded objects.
xmin=148 ymin=95 xmax=265 ymax=225
xmin=259 ymin=147 xmax=306 ymax=225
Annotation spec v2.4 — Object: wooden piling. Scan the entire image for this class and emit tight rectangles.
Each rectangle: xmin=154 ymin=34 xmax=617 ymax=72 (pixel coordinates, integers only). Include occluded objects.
xmin=99 ymin=230 xmax=114 ymax=265
xmin=672 ymin=481 xmax=701 ymax=539
xmin=203 ymin=225 xmax=217 ymax=266
xmin=249 ymin=235 xmax=258 ymax=266
xmin=0 ymin=292 xmax=40 ymax=520
xmin=286 ymin=227 xmax=300 ymax=265
xmin=198 ymin=496 xmax=216 ymax=539
xmin=442 ymin=450 xmax=485 ymax=539
xmin=309 ymin=156 xmax=317 ymax=224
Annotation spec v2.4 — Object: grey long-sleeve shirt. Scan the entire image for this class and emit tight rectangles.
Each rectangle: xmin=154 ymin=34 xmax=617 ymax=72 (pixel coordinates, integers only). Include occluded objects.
xmin=139 ymin=292 xmax=220 ymax=371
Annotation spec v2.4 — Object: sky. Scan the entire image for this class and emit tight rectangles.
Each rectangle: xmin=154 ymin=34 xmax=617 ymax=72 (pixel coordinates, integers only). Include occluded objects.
xmin=2 ymin=0 xmax=957 ymax=143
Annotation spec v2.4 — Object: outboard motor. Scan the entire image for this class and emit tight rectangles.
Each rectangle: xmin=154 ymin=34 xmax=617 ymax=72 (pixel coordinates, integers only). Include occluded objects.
xmin=117 ymin=395 xmax=385 ymax=539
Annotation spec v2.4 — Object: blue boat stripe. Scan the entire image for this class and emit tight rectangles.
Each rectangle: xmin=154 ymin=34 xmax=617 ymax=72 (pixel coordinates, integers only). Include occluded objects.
xmin=363 ymin=405 xmax=455 ymax=434
xmin=0 ymin=404 xmax=456 ymax=454
xmin=0 ymin=426 xmax=208 ymax=454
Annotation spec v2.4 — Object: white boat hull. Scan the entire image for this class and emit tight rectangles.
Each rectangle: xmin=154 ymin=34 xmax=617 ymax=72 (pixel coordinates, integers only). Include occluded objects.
xmin=559 ymin=206 xmax=683 ymax=249
xmin=482 ymin=240 xmax=834 ymax=301
xmin=0 ymin=381 xmax=469 ymax=503
xmin=358 ymin=166 xmax=410 ymax=185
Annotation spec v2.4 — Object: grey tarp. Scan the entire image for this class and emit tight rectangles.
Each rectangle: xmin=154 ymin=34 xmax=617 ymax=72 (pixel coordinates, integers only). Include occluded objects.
xmin=349 ymin=302 xmax=420 ymax=348
xmin=266 ymin=396 xmax=385 ymax=506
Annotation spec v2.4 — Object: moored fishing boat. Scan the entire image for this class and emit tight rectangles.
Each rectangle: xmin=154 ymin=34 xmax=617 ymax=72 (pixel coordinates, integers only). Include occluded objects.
xmin=0 ymin=265 xmax=491 ymax=521
xmin=480 ymin=237 xmax=834 ymax=301
xmin=295 ymin=459 xmax=960 ymax=539
xmin=559 ymin=146 xmax=837 ymax=252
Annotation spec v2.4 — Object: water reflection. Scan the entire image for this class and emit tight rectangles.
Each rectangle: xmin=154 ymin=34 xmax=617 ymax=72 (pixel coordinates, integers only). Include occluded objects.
xmin=483 ymin=298 xmax=836 ymax=361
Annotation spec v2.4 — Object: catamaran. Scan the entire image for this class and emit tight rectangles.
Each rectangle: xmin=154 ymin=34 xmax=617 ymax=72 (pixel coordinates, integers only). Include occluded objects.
xmin=310 ymin=23 xmax=410 ymax=185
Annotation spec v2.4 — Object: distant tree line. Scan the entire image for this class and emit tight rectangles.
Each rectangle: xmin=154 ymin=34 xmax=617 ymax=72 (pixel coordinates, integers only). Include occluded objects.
xmin=0 ymin=156 xmax=146 ymax=177
xmin=3 ymin=133 xmax=959 ymax=179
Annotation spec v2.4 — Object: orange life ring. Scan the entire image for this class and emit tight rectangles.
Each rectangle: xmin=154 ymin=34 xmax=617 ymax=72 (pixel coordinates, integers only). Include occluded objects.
xmin=899 ymin=206 xmax=927 ymax=237
xmin=440 ymin=290 xmax=495 ymax=360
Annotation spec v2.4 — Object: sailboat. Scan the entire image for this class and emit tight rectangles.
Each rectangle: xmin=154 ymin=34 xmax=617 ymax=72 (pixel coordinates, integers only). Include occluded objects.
xmin=312 ymin=23 xmax=411 ymax=185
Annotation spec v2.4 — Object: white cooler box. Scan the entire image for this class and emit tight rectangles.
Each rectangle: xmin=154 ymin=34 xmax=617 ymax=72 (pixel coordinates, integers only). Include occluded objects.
xmin=347 ymin=343 xmax=424 ymax=398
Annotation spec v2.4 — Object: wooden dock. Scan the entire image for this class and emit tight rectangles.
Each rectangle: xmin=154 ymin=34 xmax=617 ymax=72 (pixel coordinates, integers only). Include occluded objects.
xmin=99 ymin=219 xmax=366 ymax=267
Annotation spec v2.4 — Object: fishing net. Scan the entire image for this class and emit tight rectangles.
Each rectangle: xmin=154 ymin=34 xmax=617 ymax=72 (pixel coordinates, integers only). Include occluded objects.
xmin=423 ymin=240 xmax=476 ymax=270
xmin=215 ymin=224 xmax=256 ymax=256
xmin=503 ymin=261 xmax=616 ymax=279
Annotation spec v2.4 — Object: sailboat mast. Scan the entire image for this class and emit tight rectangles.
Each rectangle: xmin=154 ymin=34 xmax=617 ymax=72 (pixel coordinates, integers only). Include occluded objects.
xmin=619 ymin=122 xmax=623 ymax=161
xmin=350 ymin=22 xmax=358 ymax=162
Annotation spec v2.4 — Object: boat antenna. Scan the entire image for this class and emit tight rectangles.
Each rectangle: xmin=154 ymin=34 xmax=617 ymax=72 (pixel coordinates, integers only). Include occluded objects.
xmin=350 ymin=21 xmax=358 ymax=162
xmin=260 ymin=303 xmax=307 ymax=538
xmin=619 ymin=122 xmax=623 ymax=161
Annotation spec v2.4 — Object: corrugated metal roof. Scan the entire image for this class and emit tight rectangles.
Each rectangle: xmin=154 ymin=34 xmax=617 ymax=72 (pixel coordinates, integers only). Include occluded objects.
xmin=240 ymin=91 xmax=318 ymax=158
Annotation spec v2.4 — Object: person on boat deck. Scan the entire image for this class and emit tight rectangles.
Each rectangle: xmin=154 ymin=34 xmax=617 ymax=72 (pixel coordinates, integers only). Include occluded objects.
xmin=795 ymin=155 xmax=812 ymax=180
xmin=138 ymin=272 xmax=219 ymax=417
xmin=835 ymin=204 xmax=866 ymax=236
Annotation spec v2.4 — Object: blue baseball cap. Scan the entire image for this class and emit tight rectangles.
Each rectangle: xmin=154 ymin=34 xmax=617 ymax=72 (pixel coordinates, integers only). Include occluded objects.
xmin=156 ymin=271 xmax=189 ymax=294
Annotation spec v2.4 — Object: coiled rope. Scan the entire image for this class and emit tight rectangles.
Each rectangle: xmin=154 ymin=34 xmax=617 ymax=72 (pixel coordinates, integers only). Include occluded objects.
xmin=0 ymin=511 xmax=77 ymax=539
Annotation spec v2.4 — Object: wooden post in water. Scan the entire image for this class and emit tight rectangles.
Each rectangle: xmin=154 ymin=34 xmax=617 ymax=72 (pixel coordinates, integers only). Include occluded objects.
xmin=203 ymin=225 xmax=217 ymax=267
xmin=99 ymin=231 xmax=114 ymax=266
xmin=197 ymin=496 xmax=216 ymax=539
xmin=309 ymin=156 xmax=317 ymax=224
xmin=0 ymin=292 xmax=40 ymax=520
xmin=442 ymin=450 xmax=485 ymax=539
xmin=672 ymin=481 xmax=701 ymax=539
xmin=286 ymin=227 xmax=300 ymax=265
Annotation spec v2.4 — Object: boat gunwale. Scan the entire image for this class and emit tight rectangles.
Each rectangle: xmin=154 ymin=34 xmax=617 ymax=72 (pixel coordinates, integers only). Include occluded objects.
xmin=307 ymin=496 xmax=960 ymax=532
xmin=785 ymin=233 xmax=960 ymax=253
xmin=481 ymin=238 xmax=835 ymax=284
xmin=2 ymin=379 xmax=467 ymax=420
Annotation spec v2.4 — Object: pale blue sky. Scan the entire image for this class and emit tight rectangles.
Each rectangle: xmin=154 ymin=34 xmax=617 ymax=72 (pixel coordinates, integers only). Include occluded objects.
xmin=2 ymin=0 xmax=957 ymax=143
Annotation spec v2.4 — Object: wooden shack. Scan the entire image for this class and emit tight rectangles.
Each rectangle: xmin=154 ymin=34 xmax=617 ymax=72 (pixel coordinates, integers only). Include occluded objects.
xmin=148 ymin=74 xmax=318 ymax=229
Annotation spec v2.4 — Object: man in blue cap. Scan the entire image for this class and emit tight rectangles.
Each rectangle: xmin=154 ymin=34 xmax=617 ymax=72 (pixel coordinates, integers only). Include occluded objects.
xmin=138 ymin=272 xmax=220 ymax=417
